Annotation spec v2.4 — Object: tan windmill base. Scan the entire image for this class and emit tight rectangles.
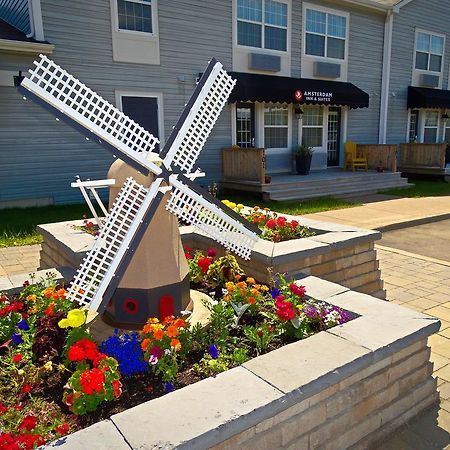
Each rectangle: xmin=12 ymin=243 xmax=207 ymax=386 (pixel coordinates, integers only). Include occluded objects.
xmin=86 ymin=290 xmax=214 ymax=343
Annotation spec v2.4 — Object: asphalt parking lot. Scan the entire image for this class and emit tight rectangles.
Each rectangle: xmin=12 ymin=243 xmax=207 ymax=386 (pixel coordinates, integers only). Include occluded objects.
xmin=379 ymin=219 xmax=450 ymax=263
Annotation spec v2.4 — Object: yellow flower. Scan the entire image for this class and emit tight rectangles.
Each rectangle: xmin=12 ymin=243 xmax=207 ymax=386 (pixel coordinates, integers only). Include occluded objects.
xmin=260 ymin=285 xmax=269 ymax=292
xmin=43 ymin=361 xmax=53 ymax=371
xmin=29 ymin=307 xmax=38 ymax=314
xmin=58 ymin=309 xmax=85 ymax=328
xmin=236 ymin=203 xmax=244 ymax=210
xmin=26 ymin=294 xmax=37 ymax=302
xmin=246 ymin=277 xmax=256 ymax=285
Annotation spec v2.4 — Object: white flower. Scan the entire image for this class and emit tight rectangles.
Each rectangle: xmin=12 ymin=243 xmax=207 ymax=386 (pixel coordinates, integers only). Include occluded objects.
xmin=180 ymin=310 xmax=192 ymax=316
xmin=148 ymin=355 xmax=159 ymax=365
xmin=164 ymin=349 xmax=171 ymax=356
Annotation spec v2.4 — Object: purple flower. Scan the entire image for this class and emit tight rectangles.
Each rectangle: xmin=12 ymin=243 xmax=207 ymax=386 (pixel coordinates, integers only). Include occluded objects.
xmin=164 ymin=382 xmax=174 ymax=393
xmin=208 ymin=344 xmax=219 ymax=359
xmin=11 ymin=333 xmax=23 ymax=345
xmin=150 ymin=345 xmax=163 ymax=359
xmin=304 ymin=306 xmax=318 ymax=319
xmin=17 ymin=319 xmax=29 ymax=331
xmin=339 ymin=311 xmax=351 ymax=324
xmin=270 ymin=288 xmax=281 ymax=299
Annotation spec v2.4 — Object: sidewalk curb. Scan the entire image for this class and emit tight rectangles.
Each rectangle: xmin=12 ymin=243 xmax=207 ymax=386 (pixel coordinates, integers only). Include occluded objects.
xmin=376 ymin=244 xmax=450 ymax=267
xmin=376 ymin=212 xmax=450 ymax=233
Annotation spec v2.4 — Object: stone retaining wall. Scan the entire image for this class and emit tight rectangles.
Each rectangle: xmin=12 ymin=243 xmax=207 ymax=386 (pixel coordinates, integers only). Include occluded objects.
xmin=38 ymin=216 xmax=385 ymax=299
xmin=48 ymin=276 xmax=439 ymax=450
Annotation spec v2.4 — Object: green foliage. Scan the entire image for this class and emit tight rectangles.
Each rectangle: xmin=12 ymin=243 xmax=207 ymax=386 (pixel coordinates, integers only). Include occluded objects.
xmin=206 ymin=253 xmax=244 ymax=287
xmin=243 ymin=323 xmax=278 ymax=355
xmin=382 ymin=178 xmax=450 ymax=198
xmin=193 ymin=348 xmax=250 ymax=377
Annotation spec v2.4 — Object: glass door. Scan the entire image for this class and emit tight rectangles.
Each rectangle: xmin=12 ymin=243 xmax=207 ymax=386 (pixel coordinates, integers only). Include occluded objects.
xmin=236 ymin=103 xmax=255 ymax=147
xmin=327 ymin=107 xmax=341 ymax=166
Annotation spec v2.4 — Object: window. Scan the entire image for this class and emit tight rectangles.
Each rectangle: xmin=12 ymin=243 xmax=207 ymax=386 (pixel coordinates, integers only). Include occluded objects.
xmin=264 ymin=106 xmax=288 ymax=148
xmin=117 ymin=0 xmax=152 ymax=33
xmin=121 ymin=95 xmax=160 ymax=150
xmin=423 ymin=111 xmax=439 ymax=143
xmin=237 ymin=0 xmax=288 ymax=51
xmin=415 ymin=31 xmax=444 ymax=72
xmin=305 ymin=8 xmax=346 ymax=60
xmin=302 ymin=106 xmax=323 ymax=147
xmin=409 ymin=110 xmax=419 ymax=142
xmin=445 ymin=122 xmax=450 ymax=144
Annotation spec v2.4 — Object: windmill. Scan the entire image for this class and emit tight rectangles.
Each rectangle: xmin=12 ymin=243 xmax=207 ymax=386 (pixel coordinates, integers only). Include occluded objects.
xmin=17 ymin=55 xmax=260 ymax=327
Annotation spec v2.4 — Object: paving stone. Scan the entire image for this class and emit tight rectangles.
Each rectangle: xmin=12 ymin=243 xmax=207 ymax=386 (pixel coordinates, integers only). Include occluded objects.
xmin=438 ymin=327 xmax=450 ymax=339
xmin=435 ymin=365 xmax=450 ymax=383
xmin=426 ymin=306 xmax=450 ymax=323
xmin=431 ymin=352 xmax=450 ymax=371
xmin=243 ymin=331 xmax=370 ymax=395
xmin=44 ymin=420 xmax=130 ymax=449
xmin=111 ymin=366 xmax=283 ymax=449
xmin=429 ymin=334 xmax=450 ymax=348
xmin=407 ymin=297 xmax=441 ymax=311
xmin=438 ymin=382 xmax=450 ymax=399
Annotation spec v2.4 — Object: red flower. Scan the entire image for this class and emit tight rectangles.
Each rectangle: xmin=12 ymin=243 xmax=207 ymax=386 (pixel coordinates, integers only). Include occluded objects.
xmin=44 ymin=303 xmax=55 ymax=316
xmin=0 ymin=295 xmax=7 ymax=303
xmin=185 ymin=252 xmax=193 ymax=260
xmin=207 ymin=248 xmax=217 ymax=257
xmin=0 ymin=403 xmax=7 ymax=415
xmin=67 ymin=338 xmax=99 ymax=362
xmin=92 ymin=352 xmax=107 ymax=367
xmin=79 ymin=368 xmax=105 ymax=395
xmin=14 ymin=403 xmax=24 ymax=410
xmin=197 ymin=257 xmax=212 ymax=274
xmin=277 ymin=216 xmax=287 ymax=226
xmin=65 ymin=393 xmax=75 ymax=407
xmin=12 ymin=354 xmax=23 ymax=363
xmin=266 ymin=219 xmax=276 ymax=229
xmin=276 ymin=306 xmax=295 ymax=321
xmin=18 ymin=415 xmax=37 ymax=431
xmin=112 ymin=379 xmax=122 ymax=398
xmin=256 ymin=329 xmax=263 ymax=337
xmin=20 ymin=384 xmax=32 ymax=394
xmin=291 ymin=220 xmax=299 ymax=228
xmin=21 ymin=312 xmax=29 ymax=319
xmin=289 ymin=283 xmax=306 ymax=297
xmin=54 ymin=423 xmax=70 ymax=435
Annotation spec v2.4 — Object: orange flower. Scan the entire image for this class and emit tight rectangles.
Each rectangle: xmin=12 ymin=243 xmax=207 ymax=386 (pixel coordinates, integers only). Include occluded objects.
xmin=223 ymin=294 xmax=231 ymax=302
xmin=246 ymin=277 xmax=256 ymax=284
xmin=163 ymin=315 xmax=175 ymax=326
xmin=141 ymin=338 xmax=151 ymax=351
xmin=142 ymin=323 xmax=153 ymax=334
xmin=170 ymin=339 xmax=181 ymax=351
xmin=166 ymin=325 xmax=179 ymax=338
xmin=43 ymin=287 xmax=54 ymax=298
xmin=237 ymin=281 xmax=247 ymax=289
xmin=52 ymin=293 xmax=60 ymax=300
xmin=251 ymin=288 xmax=259 ymax=296
xmin=173 ymin=318 xmax=186 ymax=328
xmin=247 ymin=296 xmax=256 ymax=305
xmin=153 ymin=329 xmax=164 ymax=341
xmin=44 ymin=303 xmax=55 ymax=316
xmin=235 ymin=274 xmax=242 ymax=281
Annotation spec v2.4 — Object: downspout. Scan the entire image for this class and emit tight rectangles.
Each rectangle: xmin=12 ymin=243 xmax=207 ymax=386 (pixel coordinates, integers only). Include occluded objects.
xmin=27 ymin=0 xmax=45 ymax=41
xmin=378 ymin=9 xmax=394 ymax=144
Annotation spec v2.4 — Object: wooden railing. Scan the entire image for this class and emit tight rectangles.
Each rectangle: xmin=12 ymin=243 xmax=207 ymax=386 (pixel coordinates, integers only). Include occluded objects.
xmin=222 ymin=148 xmax=265 ymax=183
xmin=356 ymin=144 xmax=398 ymax=172
xmin=398 ymin=143 xmax=446 ymax=170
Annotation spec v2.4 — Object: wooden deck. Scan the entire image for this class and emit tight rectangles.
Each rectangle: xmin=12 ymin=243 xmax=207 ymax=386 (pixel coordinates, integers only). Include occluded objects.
xmin=221 ymin=168 xmax=410 ymax=201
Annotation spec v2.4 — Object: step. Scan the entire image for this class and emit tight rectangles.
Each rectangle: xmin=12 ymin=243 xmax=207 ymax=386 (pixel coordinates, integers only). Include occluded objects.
xmin=267 ymin=178 xmax=409 ymax=198
xmin=269 ymin=181 xmax=411 ymax=201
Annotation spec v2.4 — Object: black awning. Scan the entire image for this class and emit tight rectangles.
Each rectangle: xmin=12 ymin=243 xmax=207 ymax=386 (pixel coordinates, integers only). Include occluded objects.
xmin=228 ymin=72 xmax=369 ymax=109
xmin=408 ymin=86 xmax=450 ymax=109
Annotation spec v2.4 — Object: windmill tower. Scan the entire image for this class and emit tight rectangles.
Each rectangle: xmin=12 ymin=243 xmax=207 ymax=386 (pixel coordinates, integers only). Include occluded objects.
xmin=18 ymin=55 xmax=260 ymax=327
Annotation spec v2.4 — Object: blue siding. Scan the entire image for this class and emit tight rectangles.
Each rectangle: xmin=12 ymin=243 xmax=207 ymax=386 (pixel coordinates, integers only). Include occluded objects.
xmin=0 ymin=0 xmax=30 ymax=35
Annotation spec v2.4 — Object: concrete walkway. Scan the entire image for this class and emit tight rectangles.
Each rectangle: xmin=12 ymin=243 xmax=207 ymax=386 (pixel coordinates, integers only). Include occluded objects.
xmin=308 ymin=195 xmax=450 ymax=231
xmin=0 ymin=244 xmax=41 ymax=278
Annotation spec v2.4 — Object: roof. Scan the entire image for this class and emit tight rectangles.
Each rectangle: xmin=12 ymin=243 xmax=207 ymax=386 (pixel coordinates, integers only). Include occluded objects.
xmin=0 ymin=18 xmax=37 ymax=42
xmin=0 ymin=18 xmax=53 ymax=54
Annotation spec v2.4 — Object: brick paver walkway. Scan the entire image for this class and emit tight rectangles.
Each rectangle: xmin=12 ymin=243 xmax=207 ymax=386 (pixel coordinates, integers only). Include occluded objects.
xmin=0 ymin=244 xmax=41 ymax=278
xmin=378 ymin=245 xmax=450 ymax=449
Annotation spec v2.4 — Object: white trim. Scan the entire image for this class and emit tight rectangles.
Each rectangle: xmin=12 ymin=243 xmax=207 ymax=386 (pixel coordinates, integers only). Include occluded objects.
xmin=28 ymin=0 xmax=45 ymax=41
xmin=262 ymin=103 xmax=292 ymax=152
xmin=393 ymin=0 xmax=415 ymax=13
xmin=379 ymin=10 xmax=393 ymax=144
xmin=302 ymin=3 xmax=350 ymax=64
xmin=0 ymin=39 xmax=53 ymax=54
xmin=230 ymin=103 xmax=237 ymax=146
xmin=115 ymin=90 xmax=165 ymax=146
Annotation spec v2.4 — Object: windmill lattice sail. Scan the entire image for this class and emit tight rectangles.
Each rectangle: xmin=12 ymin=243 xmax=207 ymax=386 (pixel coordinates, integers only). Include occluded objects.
xmin=20 ymin=55 xmax=260 ymax=319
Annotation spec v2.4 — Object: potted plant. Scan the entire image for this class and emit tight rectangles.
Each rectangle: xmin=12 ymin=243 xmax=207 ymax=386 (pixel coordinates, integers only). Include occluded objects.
xmin=295 ymin=144 xmax=313 ymax=175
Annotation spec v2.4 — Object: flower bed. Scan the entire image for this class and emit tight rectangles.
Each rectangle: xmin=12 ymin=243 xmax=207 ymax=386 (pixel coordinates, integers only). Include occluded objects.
xmin=0 ymin=253 xmax=352 ymax=449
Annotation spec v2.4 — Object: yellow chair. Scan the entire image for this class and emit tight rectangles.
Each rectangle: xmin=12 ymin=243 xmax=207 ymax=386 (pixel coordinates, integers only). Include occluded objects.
xmin=344 ymin=141 xmax=368 ymax=171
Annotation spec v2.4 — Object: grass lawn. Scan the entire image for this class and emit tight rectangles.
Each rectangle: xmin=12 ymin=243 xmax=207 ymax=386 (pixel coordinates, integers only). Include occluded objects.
xmin=218 ymin=194 xmax=359 ymax=215
xmin=0 ymin=196 xmax=357 ymax=248
xmin=0 ymin=204 xmax=96 ymax=248
xmin=382 ymin=178 xmax=450 ymax=198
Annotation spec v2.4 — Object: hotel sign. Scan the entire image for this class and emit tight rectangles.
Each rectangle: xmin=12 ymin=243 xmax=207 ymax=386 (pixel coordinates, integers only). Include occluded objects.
xmin=294 ymin=89 xmax=333 ymax=104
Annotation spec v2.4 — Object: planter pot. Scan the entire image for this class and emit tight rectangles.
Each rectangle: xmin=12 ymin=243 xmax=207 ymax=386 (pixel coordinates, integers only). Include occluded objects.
xmin=295 ymin=154 xmax=312 ymax=175
xmin=264 ymin=175 xmax=272 ymax=184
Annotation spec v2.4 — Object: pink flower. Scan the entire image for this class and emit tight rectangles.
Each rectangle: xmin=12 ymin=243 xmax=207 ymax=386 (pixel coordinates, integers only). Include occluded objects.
xmin=289 ymin=283 xmax=306 ymax=297
xmin=207 ymin=248 xmax=217 ymax=257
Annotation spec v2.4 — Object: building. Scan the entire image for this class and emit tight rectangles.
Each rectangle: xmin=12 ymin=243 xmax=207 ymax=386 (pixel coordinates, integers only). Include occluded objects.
xmin=0 ymin=0 xmax=449 ymax=207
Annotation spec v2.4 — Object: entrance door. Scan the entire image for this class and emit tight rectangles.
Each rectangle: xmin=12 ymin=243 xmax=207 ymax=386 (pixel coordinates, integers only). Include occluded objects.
xmin=327 ymin=107 xmax=341 ymax=166
xmin=122 ymin=96 xmax=160 ymax=151
xmin=236 ymin=103 xmax=255 ymax=147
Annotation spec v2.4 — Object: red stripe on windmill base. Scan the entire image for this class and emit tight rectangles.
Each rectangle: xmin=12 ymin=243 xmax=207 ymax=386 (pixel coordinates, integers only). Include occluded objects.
xmin=159 ymin=295 xmax=174 ymax=321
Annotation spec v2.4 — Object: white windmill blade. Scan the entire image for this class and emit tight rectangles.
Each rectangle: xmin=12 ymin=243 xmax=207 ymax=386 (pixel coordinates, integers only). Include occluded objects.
xmin=20 ymin=54 xmax=162 ymax=176
xmin=166 ymin=175 xmax=258 ymax=260
xmin=67 ymin=177 xmax=164 ymax=312
xmin=161 ymin=58 xmax=236 ymax=174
